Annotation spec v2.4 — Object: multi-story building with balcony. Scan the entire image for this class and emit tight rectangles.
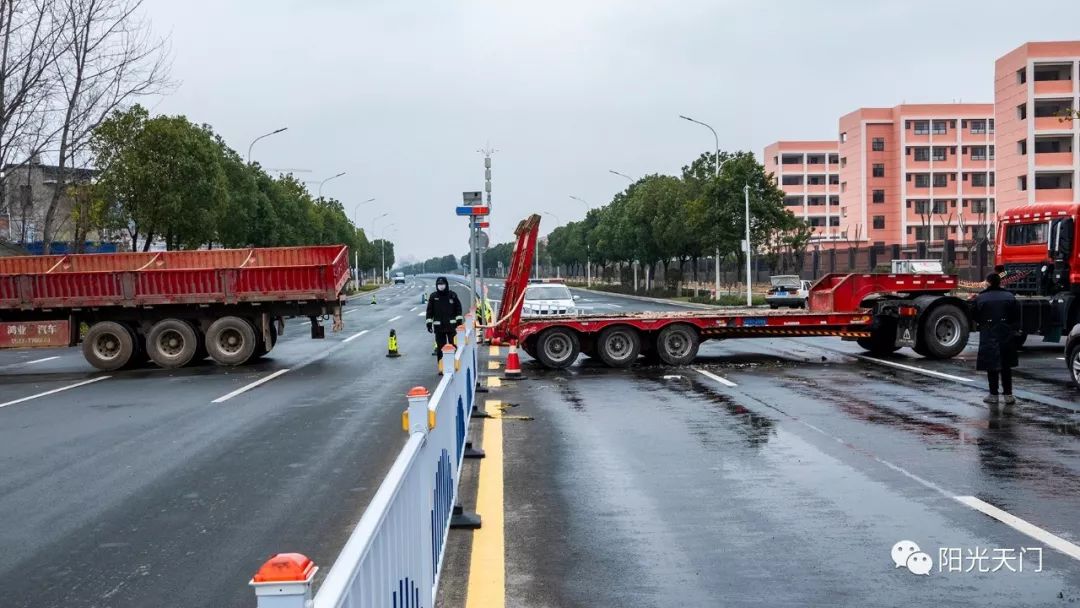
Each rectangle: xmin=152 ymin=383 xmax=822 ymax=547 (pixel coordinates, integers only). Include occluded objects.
xmin=763 ymin=141 xmax=841 ymax=241
xmin=995 ymin=41 xmax=1080 ymax=210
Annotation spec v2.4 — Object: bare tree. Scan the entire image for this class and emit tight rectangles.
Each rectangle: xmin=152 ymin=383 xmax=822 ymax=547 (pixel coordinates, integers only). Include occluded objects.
xmin=40 ymin=0 xmax=169 ymax=252
xmin=0 ymin=0 xmax=66 ymax=241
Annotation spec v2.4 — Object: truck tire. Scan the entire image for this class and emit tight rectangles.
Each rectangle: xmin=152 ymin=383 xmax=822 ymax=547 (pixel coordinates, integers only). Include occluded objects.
xmin=917 ymin=304 xmax=969 ymax=359
xmin=206 ymin=316 xmax=258 ymax=366
xmin=655 ymin=324 xmax=700 ymax=366
xmin=82 ymin=321 xmax=135 ymax=371
xmin=1069 ymin=343 xmax=1080 ymax=387
xmin=856 ymin=319 xmax=900 ymax=356
xmin=147 ymin=319 xmax=199 ymax=369
xmin=597 ymin=325 xmax=641 ymax=368
xmin=535 ymin=327 xmax=580 ymax=369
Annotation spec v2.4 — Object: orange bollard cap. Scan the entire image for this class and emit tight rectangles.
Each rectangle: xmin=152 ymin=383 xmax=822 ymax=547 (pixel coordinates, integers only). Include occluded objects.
xmin=252 ymin=553 xmax=316 ymax=582
xmin=407 ymin=386 xmax=430 ymax=398
xmin=441 ymin=344 xmax=456 ymax=352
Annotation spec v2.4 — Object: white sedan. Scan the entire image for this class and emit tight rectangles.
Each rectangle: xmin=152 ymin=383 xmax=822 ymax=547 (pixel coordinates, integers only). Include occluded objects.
xmin=522 ymin=283 xmax=580 ymax=317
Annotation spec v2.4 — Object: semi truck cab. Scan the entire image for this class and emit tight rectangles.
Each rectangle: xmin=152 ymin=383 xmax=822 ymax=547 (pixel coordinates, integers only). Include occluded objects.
xmin=996 ymin=202 xmax=1079 ymax=340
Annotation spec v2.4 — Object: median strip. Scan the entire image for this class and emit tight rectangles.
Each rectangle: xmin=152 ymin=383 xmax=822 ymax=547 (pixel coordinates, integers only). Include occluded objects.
xmin=0 ymin=376 xmax=111 ymax=409
xmin=465 ymin=415 xmax=505 ymax=608
xmin=212 ymin=369 xmax=290 ymax=403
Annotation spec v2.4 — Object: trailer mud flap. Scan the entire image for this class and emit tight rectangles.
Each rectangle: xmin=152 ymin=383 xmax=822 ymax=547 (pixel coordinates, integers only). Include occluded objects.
xmin=897 ymin=318 xmax=917 ymax=348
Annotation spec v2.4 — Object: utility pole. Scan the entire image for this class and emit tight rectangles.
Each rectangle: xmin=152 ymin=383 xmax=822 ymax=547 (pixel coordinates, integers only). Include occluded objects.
xmin=744 ymin=184 xmax=752 ymax=306
xmin=478 ymin=147 xmax=496 ymax=303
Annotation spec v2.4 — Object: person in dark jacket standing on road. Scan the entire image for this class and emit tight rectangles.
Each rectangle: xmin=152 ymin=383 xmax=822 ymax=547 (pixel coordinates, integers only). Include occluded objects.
xmin=426 ymin=277 xmax=463 ymax=368
xmin=973 ymin=272 xmax=1020 ymax=407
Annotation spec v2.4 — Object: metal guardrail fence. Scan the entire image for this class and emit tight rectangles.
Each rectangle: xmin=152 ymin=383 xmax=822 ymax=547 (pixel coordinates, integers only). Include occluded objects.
xmin=250 ymin=316 xmax=479 ymax=608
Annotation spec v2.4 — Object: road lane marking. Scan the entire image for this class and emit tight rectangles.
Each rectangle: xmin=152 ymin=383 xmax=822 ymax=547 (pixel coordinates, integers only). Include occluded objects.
xmin=693 ymin=367 xmax=737 ymax=387
xmin=487 ymin=376 xmax=502 ymax=388
xmin=417 ymin=312 xmax=425 ymax=317
xmin=212 ymin=369 xmax=290 ymax=403
xmin=607 ymin=303 xmax=622 ymax=308
xmin=489 ymin=345 xmax=500 ymax=357
xmin=343 ymin=308 xmax=357 ymax=315
xmin=465 ymin=416 xmax=505 ymax=608
xmin=488 ymin=360 xmax=501 ymax=370
xmin=954 ymin=496 xmax=1080 ymax=562
xmin=343 ymin=329 xmax=369 ymax=343
xmin=0 ymin=376 xmax=111 ymax=409
xmin=857 ymin=355 xmax=973 ymax=383
xmin=387 ymin=315 xmax=402 ymax=324
xmin=1059 ymin=357 xmax=1067 ymax=360
xmin=0 ymin=355 xmax=61 ymax=371
xmin=409 ymin=306 xmax=418 ymax=312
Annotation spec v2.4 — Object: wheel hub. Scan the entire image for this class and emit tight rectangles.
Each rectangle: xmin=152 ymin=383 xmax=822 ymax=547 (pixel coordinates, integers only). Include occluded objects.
xmin=95 ymin=334 xmax=121 ymax=360
xmin=933 ymin=316 xmax=960 ymax=348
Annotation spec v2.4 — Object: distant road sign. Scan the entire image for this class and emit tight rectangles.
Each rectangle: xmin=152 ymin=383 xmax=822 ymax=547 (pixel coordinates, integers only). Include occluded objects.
xmin=477 ymin=221 xmax=490 ymax=228
xmin=477 ymin=231 xmax=489 ymax=250
xmin=462 ymin=191 xmax=482 ymax=204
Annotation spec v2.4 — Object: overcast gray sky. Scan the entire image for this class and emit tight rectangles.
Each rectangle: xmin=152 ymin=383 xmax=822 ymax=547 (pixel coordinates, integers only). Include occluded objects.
xmin=145 ymin=0 xmax=1076 ymax=263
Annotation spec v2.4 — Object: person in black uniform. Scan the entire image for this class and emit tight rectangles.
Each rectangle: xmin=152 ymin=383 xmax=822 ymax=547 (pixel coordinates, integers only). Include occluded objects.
xmin=426 ymin=277 xmax=463 ymax=368
xmin=973 ymin=272 xmax=1020 ymax=407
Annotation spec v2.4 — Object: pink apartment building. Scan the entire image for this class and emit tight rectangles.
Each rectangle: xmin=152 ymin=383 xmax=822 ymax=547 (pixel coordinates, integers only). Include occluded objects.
xmin=995 ymin=41 xmax=1080 ymax=210
xmin=762 ymin=141 xmax=842 ymax=241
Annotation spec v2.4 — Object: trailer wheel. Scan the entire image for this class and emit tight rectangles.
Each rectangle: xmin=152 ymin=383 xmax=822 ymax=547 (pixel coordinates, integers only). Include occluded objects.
xmin=1069 ymin=343 xmax=1080 ymax=387
xmin=856 ymin=319 xmax=901 ymax=356
xmin=147 ymin=319 xmax=199 ymax=368
xmin=597 ymin=325 xmax=641 ymax=368
xmin=655 ymin=324 xmax=700 ymax=366
xmin=917 ymin=304 xmax=969 ymax=359
xmin=206 ymin=316 xmax=258 ymax=366
xmin=535 ymin=327 xmax=580 ymax=369
xmin=82 ymin=321 xmax=135 ymax=371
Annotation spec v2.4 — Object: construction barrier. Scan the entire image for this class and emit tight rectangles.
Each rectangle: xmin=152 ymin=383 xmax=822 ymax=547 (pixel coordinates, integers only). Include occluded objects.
xmin=250 ymin=316 xmax=478 ymax=608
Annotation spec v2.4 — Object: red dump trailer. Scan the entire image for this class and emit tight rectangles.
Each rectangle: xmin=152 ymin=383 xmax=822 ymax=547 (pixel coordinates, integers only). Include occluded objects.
xmin=0 ymin=245 xmax=350 ymax=370
xmin=491 ymin=215 xmax=972 ymax=369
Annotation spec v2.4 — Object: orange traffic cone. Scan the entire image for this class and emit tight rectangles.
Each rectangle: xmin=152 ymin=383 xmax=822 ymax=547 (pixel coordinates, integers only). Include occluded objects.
xmin=504 ymin=341 xmax=522 ymax=379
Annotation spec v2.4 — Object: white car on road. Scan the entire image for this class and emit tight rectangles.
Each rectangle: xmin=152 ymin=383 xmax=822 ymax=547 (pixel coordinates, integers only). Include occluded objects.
xmin=766 ymin=275 xmax=812 ymax=309
xmin=522 ymin=283 xmax=579 ymax=317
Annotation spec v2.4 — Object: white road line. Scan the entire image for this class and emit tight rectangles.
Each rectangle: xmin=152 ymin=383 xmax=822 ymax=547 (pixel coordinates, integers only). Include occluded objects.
xmin=22 ymin=356 xmax=60 ymax=365
xmin=607 ymin=303 xmax=622 ymax=308
xmin=857 ymin=355 xmax=973 ymax=383
xmin=387 ymin=315 xmax=402 ymax=323
xmin=0 ymin=376 xmax=110 ymax=409
xmin=417 ymin=312 xmax=425 ymax=317
xmin=343 ymin=309 xmax=357 ymax=315
xmin=212 ymin=369 xmax=290 ymax=403
xmin=343 ymin=329 xmax=369 ymax=343
xmin=693 ymin=367 xmax=738 ymax=387
xmin=954 ymin=496 xmax=1080 ymax=562
xmin=410 ymin=306 xmax=418 ymax=312
xmin=1059 ymin=357 xmax=1067 ymax=361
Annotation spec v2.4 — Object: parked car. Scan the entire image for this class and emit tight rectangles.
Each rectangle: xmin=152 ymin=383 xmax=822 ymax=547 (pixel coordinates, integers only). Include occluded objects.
xmin=766 ymin=275 xmax=812 ymax=309
xmin=1067 ymin=322 xmax=1080 ymax=387
xmin=522 ymin=282 xmax=579 ymax=317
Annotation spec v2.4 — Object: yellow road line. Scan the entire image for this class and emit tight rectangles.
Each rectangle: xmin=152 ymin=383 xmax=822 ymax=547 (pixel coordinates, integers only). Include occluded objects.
xmin=487 ymin=376 xmax=502 ymax=388
xmin=488 ymin=360 xmax=501 ymax=371
xmin=465 ymin=416 xmax=504 ymax=608
xmin=488 ymin=345 xmax=501 ymax=357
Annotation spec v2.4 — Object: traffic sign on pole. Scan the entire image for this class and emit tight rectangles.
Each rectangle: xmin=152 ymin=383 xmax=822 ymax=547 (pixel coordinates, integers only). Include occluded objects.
xmin=455 ymin=206 xmax=490 ymax=216
xmin=462 ymin=191 xmax=482 ymax=204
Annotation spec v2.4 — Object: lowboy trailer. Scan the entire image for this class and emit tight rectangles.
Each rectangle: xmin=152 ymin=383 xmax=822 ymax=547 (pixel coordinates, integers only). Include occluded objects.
xmin=491 ymin=215 xmax=973 ymax=369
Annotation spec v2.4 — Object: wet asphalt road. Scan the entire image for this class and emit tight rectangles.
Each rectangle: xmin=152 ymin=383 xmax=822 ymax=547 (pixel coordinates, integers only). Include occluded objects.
xmin=0 ymin=279 xmax=455 ymax=608
xmin=444 ymin=283 xmax=1080 ymax=607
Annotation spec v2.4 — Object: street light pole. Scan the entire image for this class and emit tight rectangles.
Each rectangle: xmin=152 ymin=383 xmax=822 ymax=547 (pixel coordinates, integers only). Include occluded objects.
xmin=680 ymin=115 xmax=722 ymax=300
xmin=608 ymin=169 xmax=634 ymax=182
xmin=317 ymin=172 xmax=347 ymax=199
xmin=744 ymin=184 xmax=752 ymax=306
xmin=541 ymin=211 xmax=562 ymax=279
xmin=247 ymin=127 xmax=287 ymax=163
xmin=380 ymin=223 xmax=398 ymax=285
xmin=371 ymin=212 xmax=389 ymax=284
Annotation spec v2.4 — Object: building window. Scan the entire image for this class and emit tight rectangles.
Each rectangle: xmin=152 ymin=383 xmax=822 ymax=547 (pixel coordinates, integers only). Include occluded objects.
xmin=830 ymin=195 xmax=840 ymax=205
xmin=970 ymin=119 xmax=987 ymax=134
xmin=840 ymin=132 xmax=847 ymax=143
xmin=784 ymin=196 xmax=803 ymax=207
xmin=872 ymin=189 xmax=885 ymax=203
xmin=970 ymin=199 xmax=988 ymax=214
xmin=988 ymin=119 xmax=995 ymax=133
xmin=808 ymin=196 xmax=825 ymax=206
xmin=1018 ymin=175 xmax=1027 ymax=191
xmin=914 ymin=200 xmax=930 ymax=214
xmin=830 ymin=217 xmax=840 ymax=227
xmin=913 ymin=121 xmax=930 ymax=135
xmin=932 ymin=120 xmax=948 ymax=135
xmin=1017 ymin=104 xmax=1027 ymax=120
xmin=933 ymin=200 xmax=948 ymax=214
xmin=872 ymin=137 xmax=885 ymax=152
xmin=971 ymin=147 xmax=987 ymax=161
xmin=872 ymin=163 xmax=885 ymax=178
xmin=932 ymin=147 xmax=948 ymax=161
xmin=782 ymin=175 xmax=803 ymax=186
xmin=989 ymin=145 xmax=995 ymax=159
xmin=989 ymin=172 xmax=995 ymax=187
xmin=1018 ymin=140 xmax=1027 ymax=155
xmin=840 ymin=157 xmax=847 ymax=168
xmin=932 ymin=173 xmax=948 ymax=188
xmin=1017 ymin=68 xmax=1026 ymax=84
xmin=840 ymin=182 xmax=847 ymax=193
xmin=971 ymin=173 xmax=988 ymax=187
xmin=933 ymin=226 xmax=950 ymax=240
xmin=914 ymin=174 xmax=930 ymax=188
xmin=828 ymin=154 xmax=839 ymax=164
xmin=872 ymin=216 xmax=886 ymax=230
xmin=913 ymin=147 xmax=930 ymax=162
xmin=914 ymin=226 xmax=929 ymax=241
xmin=829 ymin=175 xmax=839 ymax=185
